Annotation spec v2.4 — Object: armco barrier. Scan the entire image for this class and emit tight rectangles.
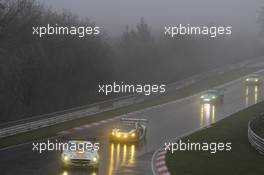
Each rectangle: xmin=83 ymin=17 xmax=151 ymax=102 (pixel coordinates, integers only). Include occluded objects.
xmin=248 ymin=116 xmax=264 ymax=155
xmin=0 ymin=59 xmax=260 ymax=139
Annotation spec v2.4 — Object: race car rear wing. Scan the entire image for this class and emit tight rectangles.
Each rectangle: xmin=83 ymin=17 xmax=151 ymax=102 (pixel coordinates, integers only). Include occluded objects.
xmin=121 ymin=118 xmax=148 ymax=123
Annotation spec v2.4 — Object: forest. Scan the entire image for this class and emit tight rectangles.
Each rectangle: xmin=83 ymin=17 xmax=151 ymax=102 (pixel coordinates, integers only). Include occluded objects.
xmin=0 ymin=0 xmax=262 ymax=122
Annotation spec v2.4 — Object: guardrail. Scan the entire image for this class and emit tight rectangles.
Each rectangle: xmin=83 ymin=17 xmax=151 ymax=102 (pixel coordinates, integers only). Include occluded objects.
xmin=248 ymin=115 xmax=264 ymax=155
xmin=0 ymin=59 xmax=259 ymax=139
xmin=0 ymin=96 xmax=143 ymax=138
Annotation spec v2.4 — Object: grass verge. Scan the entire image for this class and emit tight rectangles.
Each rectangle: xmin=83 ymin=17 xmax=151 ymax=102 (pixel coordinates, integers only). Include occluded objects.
xmin=0 ymin=66 xmax=261 ymax=149
xmin=166 ymin=101 xmax=264 ymax=175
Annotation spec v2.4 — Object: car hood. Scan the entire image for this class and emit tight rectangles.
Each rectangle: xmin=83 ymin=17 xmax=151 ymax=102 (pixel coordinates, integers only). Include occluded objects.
xmin=112 ymin=128 xmax=136 ymax=134
xmin=247 ymin=77 xmax=259 ymax=81
xmin=62 ymin=151 xmax=97 ymax=160
xmin=202 ymin=94 xmax=217 ymax=99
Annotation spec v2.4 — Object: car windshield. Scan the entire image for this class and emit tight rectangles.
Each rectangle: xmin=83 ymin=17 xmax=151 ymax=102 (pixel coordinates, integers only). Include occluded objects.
xmin=207 ymin=90 xmax=218 ymax=95
xmin=249 ymin=74 xmax=259 ymax=78
xmin=63 ymin=140 xmax=95 ymax=152
xmin=115 ymin=123 xmax=135 ymax=132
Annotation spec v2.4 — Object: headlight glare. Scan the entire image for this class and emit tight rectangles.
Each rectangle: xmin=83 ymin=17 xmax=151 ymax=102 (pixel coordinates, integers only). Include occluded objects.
xmin=93 ymin=157 xmax=98 ymax=162
xmin=63 ymin=155 xmax=69 ymax=162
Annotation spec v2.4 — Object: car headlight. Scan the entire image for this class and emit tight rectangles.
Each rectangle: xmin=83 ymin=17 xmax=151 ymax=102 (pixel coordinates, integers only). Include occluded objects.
xmin=63 ymin=155 xmax=69 ymax=162
xmin=246 ymin=78 xmax=249 ymax=81
xmin=255 ymin=79 xmax=259 ymax=82
xmin=92 ymin=157 xmax=98 ymax=162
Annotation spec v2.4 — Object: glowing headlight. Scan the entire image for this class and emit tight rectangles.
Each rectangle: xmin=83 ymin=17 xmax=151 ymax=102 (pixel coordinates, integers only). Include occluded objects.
xmin=246 ymin=78 xmax=249 ymax=81
xmin=131 ymin=133 xmax=136 ymax=137
xmin=255 ymin=79 xmax=259 ymax=82
xmin=63 ymin=155 xmax=69 ymax=162
xmin=92 ymin=157 xmax=98 ymax=162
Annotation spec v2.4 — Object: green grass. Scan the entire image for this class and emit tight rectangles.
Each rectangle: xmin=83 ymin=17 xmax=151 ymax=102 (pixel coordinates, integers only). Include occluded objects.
xmin=0 ymin=66 xmax=260 ymax=149
xmin=166 ymin=101 xmax=264 ymax=175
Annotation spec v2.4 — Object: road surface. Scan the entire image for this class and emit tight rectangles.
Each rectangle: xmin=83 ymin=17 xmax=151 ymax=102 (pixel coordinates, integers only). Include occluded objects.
xmin=0 ymin=73 xmax=263 ymax=175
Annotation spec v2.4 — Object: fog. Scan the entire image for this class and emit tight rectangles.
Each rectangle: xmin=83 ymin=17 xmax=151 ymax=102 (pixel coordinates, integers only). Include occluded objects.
xmin=1 ymin=0 xmax=264 ymax=122
xmin=39 ymin=0 xmax=264 ymax=36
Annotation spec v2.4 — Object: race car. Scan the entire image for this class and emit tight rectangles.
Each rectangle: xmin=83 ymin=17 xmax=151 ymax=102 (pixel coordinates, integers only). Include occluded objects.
xmin=200 ymin=89 xmax=224 ymax=104
xmin=110 ymin=118 xmax=147 ymax=142
xmin=61 ymin=139 xmax=99 ymax=169
xmin=245 ymin=74 xmax=261 ymax=85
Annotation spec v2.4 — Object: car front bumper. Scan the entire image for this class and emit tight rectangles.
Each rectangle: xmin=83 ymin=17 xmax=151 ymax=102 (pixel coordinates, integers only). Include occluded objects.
xmin=62 ymin=159 xmax=99 ymax=168
xmin=110 ymin=135 xmax=139 ymax=142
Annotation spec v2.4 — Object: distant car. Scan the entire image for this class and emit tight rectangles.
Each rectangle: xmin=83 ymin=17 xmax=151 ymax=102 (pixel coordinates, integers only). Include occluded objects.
xmin=245 ymin=74 xmax=261 ymax=85
xmin=110 ymin=118 xmax=147 ymax=142
xmin=200 ymin=89 xmax=224 ymax=104
xmin=61 ymin=139 xmax=99 ymax=169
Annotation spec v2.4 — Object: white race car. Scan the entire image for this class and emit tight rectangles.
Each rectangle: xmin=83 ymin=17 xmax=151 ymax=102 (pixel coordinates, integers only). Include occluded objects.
xmin=200 ymin=89 xmax=224 ymax=104
xmin=61 ymin=139 xmax=99 ymax=169
xmin=245 ymin=74 xmax=261 ymax=85
xmin=110 ymin=118 xmax=147 ymax=142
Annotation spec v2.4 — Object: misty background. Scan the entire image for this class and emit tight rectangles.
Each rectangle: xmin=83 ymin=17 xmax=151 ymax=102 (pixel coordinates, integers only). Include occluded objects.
xmin=40 ymin=0 xmax=262 ymax=36
xmin=0 ymin=0 xmax=264 ymax=122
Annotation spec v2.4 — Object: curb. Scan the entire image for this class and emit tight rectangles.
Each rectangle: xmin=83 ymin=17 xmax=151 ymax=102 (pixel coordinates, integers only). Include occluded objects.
xmin=151 ymin=127 xmax=205 ymax=175
xmin=152 ymin=146 xmax=171 ymax=175
xmin=151 ymin=68 xmax=264 ymax=175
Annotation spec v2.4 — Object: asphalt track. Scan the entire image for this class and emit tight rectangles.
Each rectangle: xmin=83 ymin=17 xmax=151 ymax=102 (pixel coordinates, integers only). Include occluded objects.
xmin=0 ymin=73 xmax=264 ymax=175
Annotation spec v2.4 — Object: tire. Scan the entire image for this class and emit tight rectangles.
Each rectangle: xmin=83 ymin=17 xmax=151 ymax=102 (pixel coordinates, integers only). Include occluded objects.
xmin=143 ymin=127 xmax=147 ymax=138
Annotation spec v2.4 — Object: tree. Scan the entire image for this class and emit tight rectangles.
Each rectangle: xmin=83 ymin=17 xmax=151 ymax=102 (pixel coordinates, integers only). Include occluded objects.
xmin=136 ymin=18 xmax=151 ymax=42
